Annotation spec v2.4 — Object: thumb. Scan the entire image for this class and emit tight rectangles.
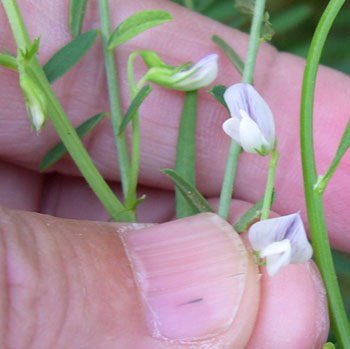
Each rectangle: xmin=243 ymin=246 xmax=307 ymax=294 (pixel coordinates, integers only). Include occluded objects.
xmin=1 ymin=208 xmax=259 ymax=348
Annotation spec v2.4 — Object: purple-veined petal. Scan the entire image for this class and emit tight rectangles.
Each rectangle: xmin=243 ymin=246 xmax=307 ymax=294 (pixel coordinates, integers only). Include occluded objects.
xmin=172 ymin=54 xmax=218 ymax=91
xmin=223 ymin=83 xmax=275 ymax=146
xmin=239 ymin=110 xmax=271 ymax=154
xmin=249 ymin=212 xmax=313 ymax=269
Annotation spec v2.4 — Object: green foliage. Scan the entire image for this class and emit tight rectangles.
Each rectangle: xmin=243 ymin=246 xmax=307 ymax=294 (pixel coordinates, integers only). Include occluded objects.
xmin=40 ymin=112 xmax=107 ymax=171
xmin=108 ymin=10 xmax=172 ymax=49
xmin=162 ymin=169 xmax=214 ymax=214
xmin=209 ymin=85 xmax=227 ymax=110
xmin=118 ymin=85 xmax=152 ymax=135
xmin=43 ymin=30 xmax=98 ymax=83
xmin=212 ymin=35 xmax=244 ymax=75
xmin=234 ymin=191 xmax=275 ymax=233
xmin=69 ymin=0 xmax=88 ymax=38
xmin=0 ymin=53 xmax=17 ymax=70
xmin=314 ymin=119 xmax=350 ymax=194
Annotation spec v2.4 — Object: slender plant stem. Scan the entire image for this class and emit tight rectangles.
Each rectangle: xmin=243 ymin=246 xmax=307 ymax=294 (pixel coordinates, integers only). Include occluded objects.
xmin=260 ymin=145 xmax=279 ymax=220
xmin=218 ymin=141 xmax=240 ymax=219
xmin=242 ymin=0 xmax=266 ymax=84
xmin=218 ymin=0 xmax=266 ymax=220
xmin=300 ymin=0 xmax=350 ymax=346
xmin=1 ymin=0 xmax=133 ymax=222
xmin=125 ymin=53 xmax=140 ymax=216
xmin=175 ymin=90 xmax=198 ymax=218
xmin=98 ymin=0 xmax=130 ymax=199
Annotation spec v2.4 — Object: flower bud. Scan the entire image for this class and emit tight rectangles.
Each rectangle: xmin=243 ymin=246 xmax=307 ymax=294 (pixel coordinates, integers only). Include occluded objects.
xmin=222 ymin=83 xmax=275 ymax=155
xmin=143 ymin=53 xmax=218 ymax=91
xmin=19 ymin=74 xmax=47 ymax=132
xmin=248 ymin=213 xmax=313 ymax=276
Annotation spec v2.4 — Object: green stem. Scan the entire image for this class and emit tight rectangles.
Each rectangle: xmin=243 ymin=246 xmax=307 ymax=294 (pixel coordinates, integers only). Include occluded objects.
xmin=300 ymin=0 xmax=350 ymax=346
xmin=218 ymin=0 xmax=266 ymax=220
xmin=125 ymin=53 xmax=140 ymax=217
xmin=242 ymin=0 xmax=266 ymax=84
xmin=218 ymin=141 xmax=240 ymax=219
xmin=1 ymin=0 xmax=133 ymax=222
xmin=260 ymin=144 xmax=279 ymax=220
xmin=175 ymin=90 xmax=198 ymax=219
xmin=98 ymin=0 xmax=130 ymax=199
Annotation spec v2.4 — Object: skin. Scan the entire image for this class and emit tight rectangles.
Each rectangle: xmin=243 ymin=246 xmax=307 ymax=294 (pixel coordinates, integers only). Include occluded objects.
xmin=0 ymin=0 xmax=348 ymax=346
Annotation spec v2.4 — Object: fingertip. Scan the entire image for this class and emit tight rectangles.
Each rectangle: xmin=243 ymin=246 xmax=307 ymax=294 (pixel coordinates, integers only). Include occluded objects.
xmin=120 ymin=213 xmax=260 ymax=347
xmin=246 ymin=261 xmax=329 ymax=348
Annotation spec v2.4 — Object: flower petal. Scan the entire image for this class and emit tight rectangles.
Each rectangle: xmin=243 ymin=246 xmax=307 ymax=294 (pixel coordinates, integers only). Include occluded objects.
xmin=222 ymin=117 xmax=241 ymax=143
xmin=262 ymin=239 xmax=292 ymax=276
xmin=172 ymin=54 xmax=218 ymax=91
xmin=239 ymin=110 xmax=271 ymax=154
xmin=249 ymin=213 xmax=313 ymax=266
xmin=223 ymin=83 xmax=275 ymax=146
xmin=283 ymin=214 xmax=313 ymax=263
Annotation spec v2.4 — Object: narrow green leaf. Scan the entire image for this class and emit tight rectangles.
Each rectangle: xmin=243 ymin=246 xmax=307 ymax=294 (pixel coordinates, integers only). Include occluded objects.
xmin=209 ymin=85 xmax=228 ymax=110
xmin=69 ymin=0 xmax=88 ymax=38
xmin=314 ymin=119 xmax=350 ymax=194
xmin=162 ymin=169 xmax=214 ymax=214
xmin=40 ymin=112 xmax=107 ymax=171
xmin=21 ymin=37 xmax=40 ymax=61
xmin=1 ymin=47 xmax=15 ymax=57
xmin=234 ymin=190 xmax=276 ymax=233
xmin=0 ymin=53 xmax=17 ymax=71
xmin=43 ymin=30 xmax=98 ymax=84
xmin=175 ymin=91 xmax=198 ymax=218
xmin=108 ymin=10 xmax=172 ymax=49
xmin=118 ymin=85 xmax=152 ymax=135
xmin=127 ymin=194 xmax=147 ymax=212
xmin=322 ymin=343 xmax=335 ymax=349
xmin=212 ymin=35 xmax=244 ymax=75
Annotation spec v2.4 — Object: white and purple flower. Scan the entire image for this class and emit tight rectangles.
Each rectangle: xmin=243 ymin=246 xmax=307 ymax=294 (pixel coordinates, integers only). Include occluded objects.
xmin=171 ymin=53 xmax=218 ymax=91
xmin=248 ymin=213 xmax=313 ymax=276
xmin=222 ymin=83 xmax=275 ymax=155
xmin=143 ymin=53 xmax=218 ymax=91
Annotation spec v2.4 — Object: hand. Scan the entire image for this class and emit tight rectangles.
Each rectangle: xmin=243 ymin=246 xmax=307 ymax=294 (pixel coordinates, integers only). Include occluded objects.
xmin=1 ymin=0 xmax=346 ymax=347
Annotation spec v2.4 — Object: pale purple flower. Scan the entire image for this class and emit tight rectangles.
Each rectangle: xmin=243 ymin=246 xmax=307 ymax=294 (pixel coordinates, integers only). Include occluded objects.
xmin=248 ymin=213 xmax=313 ymax=276
xmin=171 ymin=54 xmax=218 ymax=91
xmin=222 ymin=83 xmax=275 ymax=155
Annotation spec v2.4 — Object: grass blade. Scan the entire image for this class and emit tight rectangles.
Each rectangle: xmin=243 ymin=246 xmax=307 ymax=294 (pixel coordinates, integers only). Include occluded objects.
xmin=314 ymin=119 xmax=350 ymax=194
xmin=0 ymin=53 xmax=17 ymax=70
xmin=43 ymin=29 xmax=98 ymax=83
xmin=118 ymin=85 xmax=152 ymax=135
xmin=108 ymin=10 xmax=172 ymax=49
xmin=40 ymin=112 xmax=107 ymax=171
xmin=234 ymin=190 xmax=276 ymax=233
xmin=69 ymin=0 xmax=88 ymax=38
xmin=175 ymin=91 xmax=198 ymax=218
xmin=212 ymin=34 xmax=244 ymax=75
xmin=209 ymin=85 xmax=228 ymax=110
xmin=162 ymin=168 xmax=214 ymax=214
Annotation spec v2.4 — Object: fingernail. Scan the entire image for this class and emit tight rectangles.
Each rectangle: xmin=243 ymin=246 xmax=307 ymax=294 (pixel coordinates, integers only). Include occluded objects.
xmin=119 ymin=213 xmax=249 ymax=341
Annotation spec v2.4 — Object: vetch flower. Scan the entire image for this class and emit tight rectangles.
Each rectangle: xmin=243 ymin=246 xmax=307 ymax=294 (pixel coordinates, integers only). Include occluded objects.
xmin=248 ymin=213 xmax=313 ymax=276
xmin=171 ymin=53 xmax=218 ymax=91
xmin=143 ymin=53 xmax=218 ymax=91
xmin=222 ymin=83 xmax=275 ymax=155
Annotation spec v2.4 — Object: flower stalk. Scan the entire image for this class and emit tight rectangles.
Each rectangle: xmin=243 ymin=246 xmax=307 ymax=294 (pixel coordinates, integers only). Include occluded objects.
xmin=300 ymin=0 xmax=350 ymax=345
xmin=218 ymin=0 xmax=266 ymax=220
xmin=98 ymin=0 xmax=131 ymax=202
